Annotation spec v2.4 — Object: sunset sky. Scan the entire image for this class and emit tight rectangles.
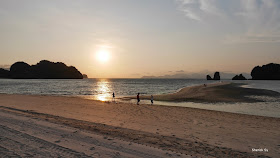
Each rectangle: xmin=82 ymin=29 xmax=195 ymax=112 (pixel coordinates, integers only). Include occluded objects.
xmin=1 ymin=0 xmax=280 ymax=78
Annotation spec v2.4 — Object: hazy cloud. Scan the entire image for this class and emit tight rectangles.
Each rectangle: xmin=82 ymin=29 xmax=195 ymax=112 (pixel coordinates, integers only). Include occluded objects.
xmin=130 ymin=73 xmax=141 ymax=76
xmin=176 ymin=70 xmax=185 ymax=73
xmin=176 ymin=0 xmax=224 ymax=22
xmin=0 ymin=64 xmax=10 ymax=70
xmin=142 ymin=70 xmax=251 ymax=79
xmin=176 ymin=0 xmax=280 ymax=43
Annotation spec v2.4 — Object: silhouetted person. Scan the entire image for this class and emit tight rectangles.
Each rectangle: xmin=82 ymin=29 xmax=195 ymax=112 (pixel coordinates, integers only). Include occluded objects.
xmin=151 ymin=95 xmax=153 ymax=105
xmin=112 ymin=92 xmax=115 ymax=102
xmin=137 ymin=93 xmax=140 ymax=105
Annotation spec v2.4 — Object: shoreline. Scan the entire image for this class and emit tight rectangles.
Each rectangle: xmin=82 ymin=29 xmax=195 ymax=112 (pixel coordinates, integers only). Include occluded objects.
xmin=1 ymin=81 xmax=280 ymax=104
xmin=0 ymin=94 xmax=279 ymax=157
xmin=124 ymin=82 xmax=280 ymax=103
xmin=0 ymin=93 xmax=279 ymax=119
xmin=1 ymin=92 xmax=280 ymax=119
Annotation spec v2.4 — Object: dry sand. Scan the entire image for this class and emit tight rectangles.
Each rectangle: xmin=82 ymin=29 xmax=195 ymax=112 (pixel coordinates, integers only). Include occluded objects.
xmin=125 ymin=82 xmax=280 ymax=103
xmin=0 ymin=86 xmax=279 ymax=157
xmin=0 ymin=108 xmax=185 ymax=158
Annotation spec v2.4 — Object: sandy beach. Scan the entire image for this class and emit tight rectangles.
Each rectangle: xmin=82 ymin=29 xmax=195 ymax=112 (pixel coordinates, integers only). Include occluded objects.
xmin=0 ymin=107 xmax=185 ymax=158
xmin=0 ymin=83 xmax=279 ymax=158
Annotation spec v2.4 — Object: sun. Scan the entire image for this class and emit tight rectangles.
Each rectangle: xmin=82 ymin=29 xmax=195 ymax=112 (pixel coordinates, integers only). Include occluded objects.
xmin=96 ymin=50 xmax=110 ymax=62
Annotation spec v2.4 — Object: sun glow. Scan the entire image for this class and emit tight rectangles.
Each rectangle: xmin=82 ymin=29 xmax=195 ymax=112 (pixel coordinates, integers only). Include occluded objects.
xmin=96 ymin=49 xmax=110 ymax=62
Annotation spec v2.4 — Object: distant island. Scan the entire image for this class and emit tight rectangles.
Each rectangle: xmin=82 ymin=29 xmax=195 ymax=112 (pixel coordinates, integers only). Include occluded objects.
xmin=142 ymin=63 xmax=280 ymax=80
xmin=232 ymin=74 xmax=247 ymax=80
xmin=206 ymin=72 xmax=220 ymax=80
xmin=208 ymin=63 xmax=280 ymax=80
xmin=0 ymin=60 xmax=84 ymax=79
xmin=142 ymin=71 xmax=250 ymax=79
xmin=251 ymin=63 xmax=280 ymax=80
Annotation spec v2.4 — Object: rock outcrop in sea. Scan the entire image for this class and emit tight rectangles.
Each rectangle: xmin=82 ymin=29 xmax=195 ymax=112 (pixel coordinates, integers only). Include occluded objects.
xmin=232 ymin=74 xmax=247 ymax=80
xmin=206 ymin=72 xmax=220 ymax=80
xmin=0 ymin=68 xmax=9 ymax=78
xmin=0 ymin=60 xmax=84 ymax=79
xmin=251 ymin=63 xmax=280 ymax=80
xmin=206 ymin=75 xmax=212 ymax=80
xmin=214 ymin=72 xmax=220 ymax=80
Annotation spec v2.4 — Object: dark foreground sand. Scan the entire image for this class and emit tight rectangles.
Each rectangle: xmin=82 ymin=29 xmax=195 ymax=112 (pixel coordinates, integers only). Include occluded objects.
xmin=0 ymin=108 xmax=185 ymax=158
xmin=0 ymin=83 xmax=279 ymax=157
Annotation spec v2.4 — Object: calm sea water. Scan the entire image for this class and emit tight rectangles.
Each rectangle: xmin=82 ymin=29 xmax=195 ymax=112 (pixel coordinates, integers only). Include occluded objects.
xmin=0 ymin=79 xmax=279 ymax=118
xmin=0 ymin=79 xmax=217 ymax=100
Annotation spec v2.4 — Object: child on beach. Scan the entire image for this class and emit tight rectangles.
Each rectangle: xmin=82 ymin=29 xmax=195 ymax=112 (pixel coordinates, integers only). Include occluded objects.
xmin=137 ymin=93 xmax=140 ymax=105
xmin=112 ymin=92 xmax=115 ymax=102
xmin=151 ymin=95 xmax=153 ymax=105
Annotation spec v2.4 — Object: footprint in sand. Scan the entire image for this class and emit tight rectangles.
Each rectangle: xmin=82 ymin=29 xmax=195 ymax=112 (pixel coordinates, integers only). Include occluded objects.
xmin=92 ymin=152 xmax=100 ymax=157
xmin=90 ymin=147 xmax=95 ymax=150
xmin=165 ymin=152 xmax=172 ymax=157
xmin=54 ymin=140 xmax=61 ymax=143
xmin=114 ymin=152 xmax=121 ymax=157
xmin=61 ymin=134 xmax=68 ymax=138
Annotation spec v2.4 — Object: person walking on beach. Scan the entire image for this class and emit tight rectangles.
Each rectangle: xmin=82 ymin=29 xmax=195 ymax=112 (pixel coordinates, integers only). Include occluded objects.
xmin=112 ymin=92 xmax=115 ymax=102
xmin=151 ymin=95 xmax=153 ymax=105
xmin=137 ymin=93 xmax=140 ymax=105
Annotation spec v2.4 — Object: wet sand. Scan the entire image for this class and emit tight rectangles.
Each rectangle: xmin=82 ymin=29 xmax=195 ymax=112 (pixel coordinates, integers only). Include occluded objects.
xmin=0 ymin=92 xmax=279 ymax=157
xmin=125 ymin=82 xmax=280 ymax=103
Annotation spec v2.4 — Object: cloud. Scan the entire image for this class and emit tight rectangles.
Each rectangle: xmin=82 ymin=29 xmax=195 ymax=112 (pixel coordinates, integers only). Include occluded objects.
xmin=176 ymin=0 xmax=224 ymax=22
xmin=176 ymin=70 xmax=185 ymax=73
xmin=130 ymin=73 xmax=141 ymax=76
xmin=0 ymin=64 xmax=10 ymax=70
xmin=225 ymin=33 xmax=280 ymax=44
xmin=176 ymin=0 xmax=280 ymax=43
xmin=142 ymin=70 xmax=251 ymax=79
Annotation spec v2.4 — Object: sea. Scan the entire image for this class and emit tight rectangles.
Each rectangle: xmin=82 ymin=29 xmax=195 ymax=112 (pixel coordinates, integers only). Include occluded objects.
xmin=0 ymin=79 xmax=280 ymax=118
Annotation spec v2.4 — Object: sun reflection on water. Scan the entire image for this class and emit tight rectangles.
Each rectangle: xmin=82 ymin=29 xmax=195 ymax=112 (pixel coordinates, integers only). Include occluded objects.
xmin=96 ymin=79 xmax=111 ymax=102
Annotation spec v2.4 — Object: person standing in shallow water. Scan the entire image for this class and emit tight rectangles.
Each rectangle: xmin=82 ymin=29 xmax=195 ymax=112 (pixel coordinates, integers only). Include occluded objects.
xmin=112 ymin=92 xmax=115 ymax=102
xmin=137 ymin=93 xmax=140 ymax=105
xmin=151 ymin=95 xmax=153 ymax=105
